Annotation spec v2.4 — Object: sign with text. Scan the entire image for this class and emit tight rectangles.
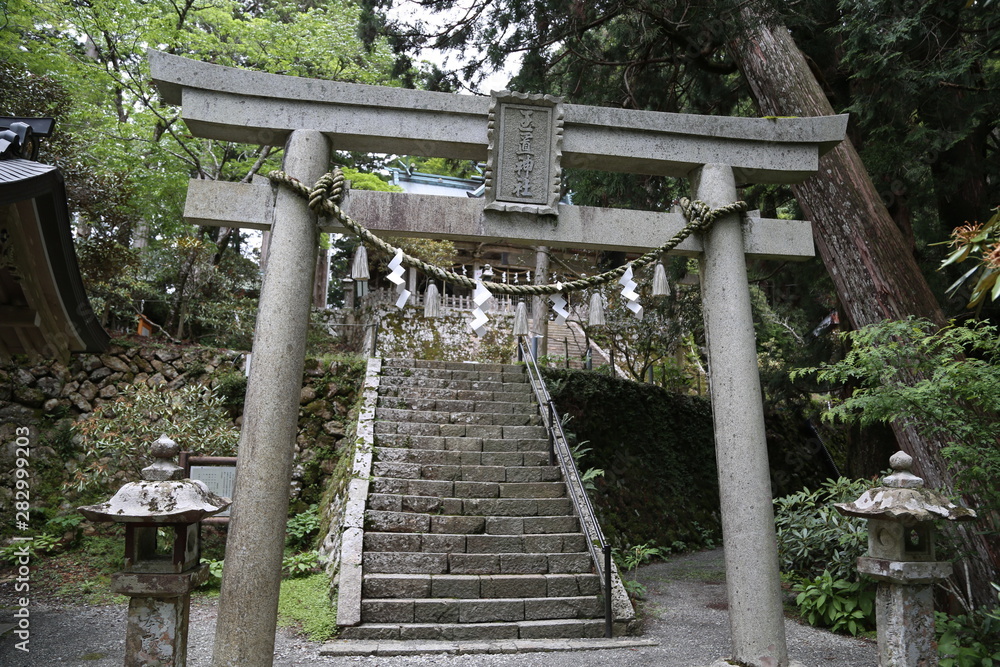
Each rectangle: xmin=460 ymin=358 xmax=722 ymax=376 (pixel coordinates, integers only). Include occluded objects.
xmin=485 ymin=91 xmax=563 ymax=216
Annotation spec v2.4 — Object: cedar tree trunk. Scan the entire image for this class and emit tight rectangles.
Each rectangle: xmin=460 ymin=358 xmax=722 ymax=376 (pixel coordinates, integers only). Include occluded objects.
xmin=730 ymin=6 xmax=997 ymax=607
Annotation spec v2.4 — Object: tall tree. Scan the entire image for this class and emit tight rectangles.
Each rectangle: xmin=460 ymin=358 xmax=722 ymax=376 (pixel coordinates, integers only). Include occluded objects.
xmin=2 ymin=0 xmax=398 ymax=338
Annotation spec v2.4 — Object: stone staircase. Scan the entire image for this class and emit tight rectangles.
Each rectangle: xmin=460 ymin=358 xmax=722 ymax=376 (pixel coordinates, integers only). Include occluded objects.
xmin=545 ymin=321 xmax=611 ymax=370
xmin=339 ymin=358 xmax=612 ymax=641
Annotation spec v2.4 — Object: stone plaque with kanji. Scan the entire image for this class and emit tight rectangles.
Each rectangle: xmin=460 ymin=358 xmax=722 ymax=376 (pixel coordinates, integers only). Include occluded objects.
xmin=485 ymin=91 xmax=563 ymax=216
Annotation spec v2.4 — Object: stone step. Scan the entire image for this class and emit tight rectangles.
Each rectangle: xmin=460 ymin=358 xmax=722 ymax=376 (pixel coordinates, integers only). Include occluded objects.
xmin=377 ymin=396 xmax=537 ymax=416
xmin=364 ymin=532 xmax=588 ymax=555
xmin=340 ymin=618 xmax=612 ymax=641
xmin=375 ymin=407 xmax=542 ymax=427
xmin=361 ymin=551 xmax=593 ymax=575
xmin=374 ymin=448 xmax=553 ymax=469
xmin=380 ymin=385 xmax=534 ymax=404
xmin=361 ymin=595 xmax=601 ymax=624
xmin=370 ymin=478 xmax=565 ymax=500
xmin=368 ymin=494 xmax=572 ymax=516
xmin=374 ymin=421 xmax=548 ymax=439
xmin=362 ymin=572 xmax=600 ymax=599
xmin=384 ymin=359 xmax=526 ymax=373
xmin=371 ymin=461 xmax=556 ymax=482
xmin=365 ymin=511 xmax=580 ymax=535
xmin=380 ymin=367 xmax=527 ymax=383
xmin=379 ymin=376 xmax=525 ymax=393
xmin=374 ymin=433 xmax=549 ymax=453
xmin=371 ymin=473 xmax=562 ymax=498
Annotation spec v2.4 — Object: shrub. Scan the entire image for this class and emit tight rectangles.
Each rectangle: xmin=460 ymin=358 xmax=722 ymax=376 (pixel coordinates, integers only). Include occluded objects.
xmin=793 ymin=570 xmax=875 ymax=636
xmin=286 ymin=505 xmax=322 ymax=550
xmin=773 ymin=477 xmax=872 ymax=582
xmin=71 ymin=384 xmax=239 ymax=496
xmin=937 ymin=609 xmax=1000 ymax=666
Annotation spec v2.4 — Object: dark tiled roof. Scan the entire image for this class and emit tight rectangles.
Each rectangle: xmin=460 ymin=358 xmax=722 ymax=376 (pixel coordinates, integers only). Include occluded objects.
xmin=0 ymin=158 xmax=109 ymax=360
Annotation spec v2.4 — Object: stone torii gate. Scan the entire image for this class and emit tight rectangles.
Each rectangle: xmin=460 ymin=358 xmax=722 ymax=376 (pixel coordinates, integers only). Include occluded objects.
xmin=150 ymin=50 xmax=846 ymax=667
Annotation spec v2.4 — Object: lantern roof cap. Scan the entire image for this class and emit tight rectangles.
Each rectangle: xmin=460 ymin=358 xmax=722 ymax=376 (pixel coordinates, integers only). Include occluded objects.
xmin=78 ymin=434 xmax=231 ymax=524
xmin=834 ymin=451 xmax=976 ymax=524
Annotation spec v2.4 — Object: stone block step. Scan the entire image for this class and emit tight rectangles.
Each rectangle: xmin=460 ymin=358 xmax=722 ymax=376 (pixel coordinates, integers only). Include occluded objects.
xmin=361 ymin=551 xmax=593 ymax=575
xmin=365 ymin=511 xmax=580 ymax=535
xmin=370 ymin=472 xmax=563 ymax=499
xmin=361 ymin=572 xmax=600 ymax=599
xmin=370 ymin=478 xmax=565 ymax=500
xmin=374 ymin=448 xmax=553 ymax=469
xmin=363 ymin=532 xmax=588 ymax=555
xmin=371 ymin=461 xmax=556 ymax=483
xmin=368 ymin=494 xmax=572 ymax=516
xmin=380 ymin=385 xmax=534 ymax=404
xmin=384 ymin=359 xmax=526 ymax=373
xmin=380 ymin=367 xmax=527 ymax=384
xmin=377 ymin=396 xmax=537 ymax=416
xmin=339 ymin=618 xmax=612 ymax=641
xmin=374 ymin=420 xmax=548 ymax=439
xmin=379 ymin=376 xmax=524 ymax=393
xmin=375 ymin=407 xmax=542 ymax=427
xmin=360 ymin=595 xmax=601 ymax=624
xmin=374 ymin=433 xmax=549 ymax=453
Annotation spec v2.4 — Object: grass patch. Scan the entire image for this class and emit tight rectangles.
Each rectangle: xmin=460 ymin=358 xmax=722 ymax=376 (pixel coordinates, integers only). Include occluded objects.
xmin=277 ymin=573 xmax=338 ymax=641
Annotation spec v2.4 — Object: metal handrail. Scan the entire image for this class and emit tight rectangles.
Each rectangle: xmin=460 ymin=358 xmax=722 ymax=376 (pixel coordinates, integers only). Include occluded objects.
xmin=517 ymin=338 xmax=614 ymax=638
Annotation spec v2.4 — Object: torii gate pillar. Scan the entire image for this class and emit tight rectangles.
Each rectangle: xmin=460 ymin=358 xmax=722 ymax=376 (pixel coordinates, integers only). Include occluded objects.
xmin=212 ymin=130 xmax=329 ymax=667
xmin=696 ymin=163 xmax=788 ymax=666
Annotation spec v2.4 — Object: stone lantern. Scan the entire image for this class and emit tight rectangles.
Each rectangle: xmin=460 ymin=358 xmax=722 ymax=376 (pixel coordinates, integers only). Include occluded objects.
xmin=78 ymin=435 xmax=230 ymax=667
xmin=835 ymin=451 xmax=976 ymax=667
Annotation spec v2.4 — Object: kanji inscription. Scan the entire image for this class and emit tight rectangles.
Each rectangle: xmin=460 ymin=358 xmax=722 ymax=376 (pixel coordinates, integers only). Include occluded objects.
xmin=485 ymin=91 xmax=563 ymax=215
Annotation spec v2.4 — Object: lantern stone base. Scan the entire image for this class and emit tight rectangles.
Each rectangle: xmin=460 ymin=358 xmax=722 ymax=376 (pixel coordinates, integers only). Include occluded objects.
xmin=873 ymin=582 xmax=937 ymax=667
xmin=115 ymin=564 xmax=209 ymax=667
xmin=124 ymin=594 xmax=192 ymax=667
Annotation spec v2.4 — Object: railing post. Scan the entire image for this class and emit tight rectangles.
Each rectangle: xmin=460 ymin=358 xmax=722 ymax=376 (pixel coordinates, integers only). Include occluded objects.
xmin=547 ymin=402 xmax=555 ymax=466
xmin=604 ymin=544 xmax=613 ymax=638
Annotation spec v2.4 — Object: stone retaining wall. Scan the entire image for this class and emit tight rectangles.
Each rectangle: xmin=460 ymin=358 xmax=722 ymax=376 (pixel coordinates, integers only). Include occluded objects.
xmin=0 ymin=342 xmax=365 ymax=529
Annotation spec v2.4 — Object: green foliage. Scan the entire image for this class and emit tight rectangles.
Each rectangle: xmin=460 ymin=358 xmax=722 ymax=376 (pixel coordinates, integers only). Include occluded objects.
xmin=793 ymin=318 xmax=1000 ymax=514
xmin=282 ymin=550 xmax=321 ymax=578
xmin=0 ymin=534 xmax=61 ymax=565
xmin=773 ymin=477 xmax=872 ymax=582
xmin=568 ymin=437 xmax=604 ymax=493
xmin=612 ymin=541 xmax=668 ymax=599
xmin=71 ymin=383 xmax=239 ymax=496
xmin=276 ymin=573 xmax=338 ymax=641
xmin=938 ymin=208 xmax=1000 ymax=310
xmin=793 ymin=570 xmax=875 ymax=636
xmin=286 ymin=505 xmax=322 ymax=550
xmin=937 ymin=609 xmax=1000 ymax=666
xmin=541 ymin=367 xmax=721 ymax=549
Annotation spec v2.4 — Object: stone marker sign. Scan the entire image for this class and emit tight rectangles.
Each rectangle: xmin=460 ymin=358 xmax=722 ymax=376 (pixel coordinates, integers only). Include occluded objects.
xmin=149 ymin=48 xmax=846 ymax=667
xmin=485 ymin=92 xmax=563 ymax=215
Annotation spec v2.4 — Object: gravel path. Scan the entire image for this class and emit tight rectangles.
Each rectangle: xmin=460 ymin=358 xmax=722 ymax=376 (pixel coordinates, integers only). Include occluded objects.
xmin=0 ymin=549 xmax=876 ymax=666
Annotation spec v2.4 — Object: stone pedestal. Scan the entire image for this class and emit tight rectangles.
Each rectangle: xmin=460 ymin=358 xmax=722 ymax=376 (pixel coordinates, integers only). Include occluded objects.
xmin=115 ymin=565 xmax=210 ymax=667
xmin=860 ymin=557 xmax=953 ymax=666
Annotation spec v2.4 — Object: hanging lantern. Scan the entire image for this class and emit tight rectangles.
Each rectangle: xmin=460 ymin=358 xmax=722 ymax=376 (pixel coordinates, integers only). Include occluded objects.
xmin=424 ymin=283 xmax=441 ymax=318
xmin=513 ymin=301 xmax=530 ymax=337
xmin=652 ymin=262 xmax=671 ymax=298
xmin=588 ymin=292 xmax=606 ymax=327
xmin=350 ymin=245 xmax=369 ymax=282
